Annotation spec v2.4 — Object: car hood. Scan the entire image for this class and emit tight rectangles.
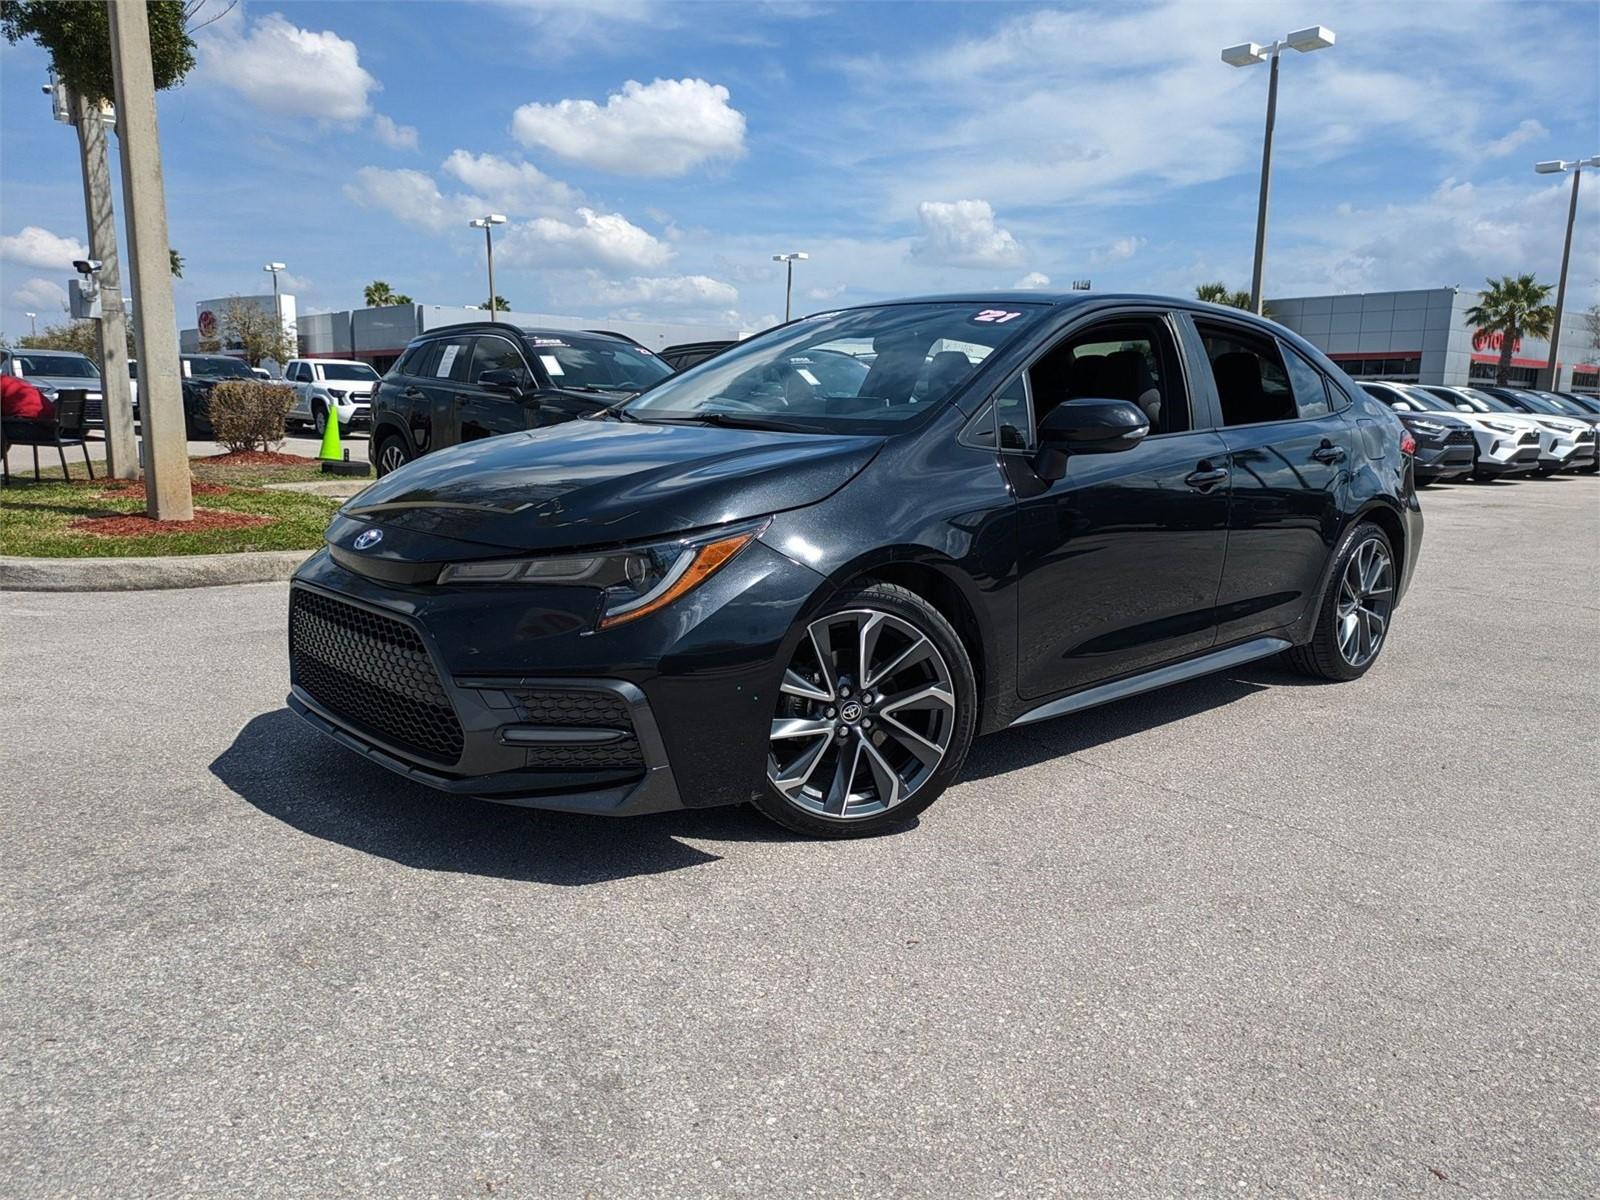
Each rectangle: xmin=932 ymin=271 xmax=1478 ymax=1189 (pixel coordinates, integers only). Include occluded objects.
xmin=344 ymin=418 xmax=885 ymax=552
xmin=23 ymin=373 xmax=102 ymax=394
xmin=324 ymin=381 xmax=376 ymax=397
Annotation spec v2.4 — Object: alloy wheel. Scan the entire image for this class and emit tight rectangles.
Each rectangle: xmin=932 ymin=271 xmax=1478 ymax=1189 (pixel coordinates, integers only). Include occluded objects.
xmin=378 ymin=443 xmax=408 ymax=475
xmin=1335 ymin=539 xmax=1394 ymax=668
xmin=768 ymin=609 xmax=956 ymax=821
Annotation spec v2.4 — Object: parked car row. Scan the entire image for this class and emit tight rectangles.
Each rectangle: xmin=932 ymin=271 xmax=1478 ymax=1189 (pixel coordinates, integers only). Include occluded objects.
xmin=1359 ymin=381 xmax=1600 ymax=482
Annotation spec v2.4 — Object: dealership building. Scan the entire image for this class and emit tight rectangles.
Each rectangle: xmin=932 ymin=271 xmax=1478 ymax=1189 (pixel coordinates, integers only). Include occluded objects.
xmin=1264 ymin=287 xmax=1598 ymax=391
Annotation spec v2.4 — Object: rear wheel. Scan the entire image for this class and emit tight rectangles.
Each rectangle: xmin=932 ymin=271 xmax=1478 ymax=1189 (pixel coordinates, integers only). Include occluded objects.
xmin=375 ymin=434 xmax=411 ymax=476
xmin=752 ymin=582 xmax=977 ymax=838
xmin=1284 ymin=522 xmax=1396 ymax=682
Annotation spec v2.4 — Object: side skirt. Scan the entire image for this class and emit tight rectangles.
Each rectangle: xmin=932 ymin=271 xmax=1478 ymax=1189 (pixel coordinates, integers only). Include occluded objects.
xmin=1007 ymin=636 xmax=1293 ymax=728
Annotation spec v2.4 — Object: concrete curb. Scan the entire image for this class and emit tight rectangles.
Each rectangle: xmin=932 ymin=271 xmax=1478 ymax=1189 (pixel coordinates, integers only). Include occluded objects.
xmin=0 ymin=549 xmax=312 ymax=592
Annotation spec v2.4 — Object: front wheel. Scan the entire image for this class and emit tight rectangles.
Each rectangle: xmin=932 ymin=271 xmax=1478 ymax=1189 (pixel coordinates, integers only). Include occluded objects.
xmin=752 ymin=582 xmax=977 ymax=838
xmin=313 ymin=402 xmax=329 ymax=437
xmin=1284 ymin=522 xmax=1397 ymax=682
xmin=375 ymin=434 xmax=411 ymax=476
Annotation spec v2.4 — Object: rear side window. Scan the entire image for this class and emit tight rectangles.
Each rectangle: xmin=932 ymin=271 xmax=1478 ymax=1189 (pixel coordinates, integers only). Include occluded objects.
xmin=1281 ymin=345 xmax=1332 ymax=417
xmin=426 ymin=338 xmax=472 ymax=383
xmin=1196 ymin=323 xmax=1296 ymax=426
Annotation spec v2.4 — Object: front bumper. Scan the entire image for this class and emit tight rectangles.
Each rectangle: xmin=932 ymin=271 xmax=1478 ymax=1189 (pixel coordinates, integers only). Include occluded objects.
xmin=286 ymin=536 xmax=826 ymax=814
xmin=334 ymin=400 xmax=372 ymax=430
xmin=1411 ymin=439 xmax=1475 ymax=479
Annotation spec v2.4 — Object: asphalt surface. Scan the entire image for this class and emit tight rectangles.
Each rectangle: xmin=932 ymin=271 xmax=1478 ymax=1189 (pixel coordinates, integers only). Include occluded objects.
xmin=2 ymin=476 xmax=1596 ymax=1198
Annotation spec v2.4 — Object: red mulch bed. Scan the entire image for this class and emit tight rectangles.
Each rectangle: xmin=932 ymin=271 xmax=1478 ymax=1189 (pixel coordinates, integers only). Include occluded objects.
xmin=92 ymin=478 xmax=230 ymax=497
xmin=68 ymin=509 xmax=275 ymax=537
xmin=208 ymin=451 xmax=318 ymax=466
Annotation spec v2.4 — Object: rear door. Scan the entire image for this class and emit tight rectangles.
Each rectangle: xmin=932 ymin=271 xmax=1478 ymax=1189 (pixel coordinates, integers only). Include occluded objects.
xmin=416 ymin=335 xmax=475 ymax=447
xmin=1012 ymin=308 xmax=1232 ymax=699
xmin=455 ymin=334 xmax=540 ymax=442
xmin=1191 ymin=317 xmax=1352 ymax=644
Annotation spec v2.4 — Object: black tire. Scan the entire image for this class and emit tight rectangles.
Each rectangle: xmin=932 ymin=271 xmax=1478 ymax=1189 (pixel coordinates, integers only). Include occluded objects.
xmin=374 ymin=433 xmax=411 ymax=476
xmin=1284 ymin=522 xmax=1396 ymax=682
xmin=751 ymin=581 xmax=978 ymax=838
xmin=313 ymin=401 xmax=328 ymax=437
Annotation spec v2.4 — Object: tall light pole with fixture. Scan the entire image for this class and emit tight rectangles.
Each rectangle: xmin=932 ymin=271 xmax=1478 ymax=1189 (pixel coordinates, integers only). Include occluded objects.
xmin=470 ymin=215 xmax=507 ymax=321
xmin=773 ymin=252 xmax=809 ymax=322
xmin=1533 ymin=155 xmax=1599 ymax=389
xmin=263 ymin=261 xmax=286 ymax=333
xmin=1221 ymin=25 xmax=1336 ymax=314
xmin=26 ymin=312 xmax=37 ymax=336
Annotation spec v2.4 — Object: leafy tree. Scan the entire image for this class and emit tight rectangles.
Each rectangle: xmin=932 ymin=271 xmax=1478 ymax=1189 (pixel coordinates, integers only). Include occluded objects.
xmin=1583 ymin=303 xmax=1600 ymax=351
xmin=169 ymin=248 xmax=184 ymax=277
xmin=1195 ymin=282 xmax=1253 ymax=309
xmin=1464 ymin=274 xmax=1554 ymax=385
xmin=217 ymin=296 xmax=294 ymax=367
xmin=19 ymin=317 xmax=134 ymax=365
xmin=0 ymin=1 xmax=207 ymax=102
xmin=482 ymin=295 xmax=510 ymax=311
xmin=363 ymin=281 xmax=413 ymax=307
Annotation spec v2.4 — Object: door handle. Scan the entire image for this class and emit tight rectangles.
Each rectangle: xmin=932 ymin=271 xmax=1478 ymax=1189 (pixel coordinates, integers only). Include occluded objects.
xmin=401 ymin=387 xmax=422 ymax=399
xmin=1185 ymin=464 xmax=1229 ymax=491
xmin=1312 ymin=441 xmax=1346 ymax=464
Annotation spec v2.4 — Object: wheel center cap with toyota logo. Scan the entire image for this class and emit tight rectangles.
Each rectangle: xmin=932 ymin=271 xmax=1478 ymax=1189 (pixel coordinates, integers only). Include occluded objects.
xmin=353 ymin=528 xmax=383 ymax=550
xmin=840 ymin=701 xmax=864 ymax=723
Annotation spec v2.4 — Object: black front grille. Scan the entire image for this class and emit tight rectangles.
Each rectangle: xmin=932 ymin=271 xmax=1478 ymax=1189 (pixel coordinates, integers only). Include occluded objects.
xmin=1445 ymin=429 xmax=1475 ymax=445
xmin=507 ymin=688 xmax=644 ymax=772
xmin=290 ymin=588 xmax=464 ymax=764
xmin=1518 ymin=432 xmax=1540 ymax=445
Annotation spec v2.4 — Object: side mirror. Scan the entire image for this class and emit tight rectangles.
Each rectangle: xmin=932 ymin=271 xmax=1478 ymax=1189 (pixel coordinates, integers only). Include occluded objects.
xmin=1033 ymin=397 xmax=1149 ymax=481
xmin=1455 ymin=404 xmax=1472 ymax=412
xmin=478 ymin=368 xmax=526 ymax=395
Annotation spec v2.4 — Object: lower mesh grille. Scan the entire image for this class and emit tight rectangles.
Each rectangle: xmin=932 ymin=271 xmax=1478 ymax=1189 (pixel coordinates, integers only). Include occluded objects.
xmin=507 ymin=689 xmax=644 ymax=772
xmin=290 ymin=587 xmax=464 ymax=764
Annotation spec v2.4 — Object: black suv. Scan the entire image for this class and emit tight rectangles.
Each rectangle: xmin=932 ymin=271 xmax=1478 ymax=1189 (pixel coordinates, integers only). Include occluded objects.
xmin=291 ymin=293 xmax=1423 ymax=838
xmin=367 ymin=324 xmax=672 ymax=475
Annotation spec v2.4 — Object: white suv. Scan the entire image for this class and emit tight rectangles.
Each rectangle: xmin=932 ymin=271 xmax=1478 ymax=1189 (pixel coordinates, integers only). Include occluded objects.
xmin=1361 ymin=382 xmax=1542 ymax=479
xmin=1421 ymin=385 xmax=1594 ymax=475
xmin=284 ymin=358 xmax=381 ymax=434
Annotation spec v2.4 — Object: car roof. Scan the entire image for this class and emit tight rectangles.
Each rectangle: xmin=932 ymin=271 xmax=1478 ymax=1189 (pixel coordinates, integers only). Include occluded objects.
xmin=410 ymin=322 xmax=639 ymax=346
xmin=12 ymin=348 xmax=92 ymax=359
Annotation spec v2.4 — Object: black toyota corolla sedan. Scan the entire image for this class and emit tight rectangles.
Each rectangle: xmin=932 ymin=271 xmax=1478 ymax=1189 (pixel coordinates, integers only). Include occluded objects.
xmin=288 ymin=293 xmax=1423 ymax=837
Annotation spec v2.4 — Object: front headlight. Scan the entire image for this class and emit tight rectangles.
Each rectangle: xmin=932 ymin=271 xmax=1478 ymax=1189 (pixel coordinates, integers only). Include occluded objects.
xmin=1481 ymin=419 xmax=1518 ymax=433
xmin=436 ymin=518 xmax=768 ymax=629
xmin=327 ymin=388 xmax=348 ymax=401
xmin=1536 ymin=419 xmax=1572 ymax=432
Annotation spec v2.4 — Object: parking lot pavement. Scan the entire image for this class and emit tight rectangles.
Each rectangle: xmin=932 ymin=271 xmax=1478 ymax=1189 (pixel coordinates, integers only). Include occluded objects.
xmin=2 ymin=428 xmax=359 ymax=477
xmin=2 ymin=477 xmax=1596 ymax=1198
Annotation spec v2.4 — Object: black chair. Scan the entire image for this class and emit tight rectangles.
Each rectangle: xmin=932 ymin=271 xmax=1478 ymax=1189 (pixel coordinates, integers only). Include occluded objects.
xmin=2 ymin=391 xmax=95 ymax=484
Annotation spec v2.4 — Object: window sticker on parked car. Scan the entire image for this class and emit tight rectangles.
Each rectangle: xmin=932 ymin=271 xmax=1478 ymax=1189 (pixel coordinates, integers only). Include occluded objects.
xmin=794 ymin=368 xmax=820 ymax=386
xmin=529 ymin=337 xmax=568 ymax=347
xmin=540 ymin=354 xmax=565 ymax=376
xmin=971 ymin=309 xmax=1024 ymax=324
xmin=436 ymin=344 xmax=461 ymax=376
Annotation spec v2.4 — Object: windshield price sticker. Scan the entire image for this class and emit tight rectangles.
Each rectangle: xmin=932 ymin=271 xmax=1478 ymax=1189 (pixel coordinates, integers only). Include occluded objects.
xmin=529 ymin=337 xmax=568 ymax=347
xmin=971 ymin=309 xmax=1024 ymax=324
xmin=539 ymin=354 xmax=565 ymax=376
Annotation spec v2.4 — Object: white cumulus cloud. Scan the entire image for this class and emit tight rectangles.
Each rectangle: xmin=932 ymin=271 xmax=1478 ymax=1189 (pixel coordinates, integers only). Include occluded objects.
xmin=1483 ymin=118 xmax=1547 ymax=158
xmin=1013 ymin=271 xmax=1051 ymax=289
xmin=372 ymin=114 xmax=419 ymax=151
xmin=344 ymin=167 xmax=476 ymax=232
xmin=441 ymin=151 xmax=579 ymax=214
xmin=1090 ymin=236 xmax=1145 ymax=265
xmin=500 ymin=208 xmax=672 ymax=271
xmin=11 ymin=277 xmax=68 ymax=312
xmin=201 ymin=12 xmax=378 ymax=121
xmin=512 ymin=78 xmax=746 ymax=176
xmin=913 ymin=200 xmax=1023 ymax=268
xmin=589 ymin=274 xmax=739 ymax=308
xmin=1 ymin=226 xmax=88 ymax=270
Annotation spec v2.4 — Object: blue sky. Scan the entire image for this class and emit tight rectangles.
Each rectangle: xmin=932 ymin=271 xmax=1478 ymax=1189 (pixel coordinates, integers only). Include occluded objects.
xmin=2 ymin=0 xmax=1597 ymax=339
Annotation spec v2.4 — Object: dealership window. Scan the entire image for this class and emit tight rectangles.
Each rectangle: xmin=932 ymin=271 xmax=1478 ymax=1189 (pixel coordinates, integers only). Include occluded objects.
xmin=1468 ymin=362 xmax=1538 ymax=386
xmin=1572 ymin=370 xmax=1598 ymax=389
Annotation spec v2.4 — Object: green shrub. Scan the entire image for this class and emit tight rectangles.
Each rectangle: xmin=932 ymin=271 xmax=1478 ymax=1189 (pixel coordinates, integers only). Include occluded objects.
xmin=207 ymin=381 xmax=294 ymax=453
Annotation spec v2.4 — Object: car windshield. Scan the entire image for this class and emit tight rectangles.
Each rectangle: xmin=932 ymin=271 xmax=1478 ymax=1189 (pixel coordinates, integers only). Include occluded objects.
xmin=621 ymin=301 xmax=1048 ymax=432
xmin=188 ymin=357 xmax=256 ymax=379
xmin=1454 ymin=389 xmax=1517 ymax=413
xmin=1559 ymin=393 xmax=1600 ymax=414
xmin=1398 ymin=389 xmax=1457 ymax=413
xmin=320 ymin=363 xmax=379 ymax=382
xmin=15 ymin=354 xmax=100 ymax=379
xmin=526 ymin=336 xmax=672 ymax=393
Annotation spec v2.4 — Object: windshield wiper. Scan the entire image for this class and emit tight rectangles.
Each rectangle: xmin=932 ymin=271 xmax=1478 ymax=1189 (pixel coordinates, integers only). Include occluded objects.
xmin=647 ymin=412 xmax=818 ymax=433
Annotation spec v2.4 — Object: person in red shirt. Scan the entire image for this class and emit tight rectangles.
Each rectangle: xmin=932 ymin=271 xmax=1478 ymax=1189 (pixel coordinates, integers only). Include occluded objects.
xmin=2 ymin=374 xmax=55 ymax=422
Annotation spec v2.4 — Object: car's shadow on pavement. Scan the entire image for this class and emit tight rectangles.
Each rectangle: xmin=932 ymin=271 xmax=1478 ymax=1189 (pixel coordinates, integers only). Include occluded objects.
xmin=211 ymin=709 xmax=808 ymax=886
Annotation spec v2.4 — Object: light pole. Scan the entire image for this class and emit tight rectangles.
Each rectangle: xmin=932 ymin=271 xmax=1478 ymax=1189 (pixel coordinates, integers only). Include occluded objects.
xmin=262 ymin=261 xmax=286 ymax=331
xmin=26 ymin=312 xmax=37 ymax=336
xmin=470 ymin=215 xmax=507 ymax=321
xmin=1221 ymin=25 xmax=1335 ymax=314
xmin=773 ymin=252 xmax=809 ymax=322
xmin=1533 ymin=155 xmax=1600 ymax=390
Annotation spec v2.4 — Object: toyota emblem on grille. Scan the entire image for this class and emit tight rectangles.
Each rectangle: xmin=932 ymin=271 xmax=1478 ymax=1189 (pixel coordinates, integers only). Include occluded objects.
xmin=353 ymin=528 xmax=383 ymax=550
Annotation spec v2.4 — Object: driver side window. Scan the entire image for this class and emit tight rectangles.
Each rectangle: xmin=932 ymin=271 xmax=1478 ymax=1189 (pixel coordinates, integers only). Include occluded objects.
xmin=1026 ymin=317 xmax=1188 ymax=439
xmin=468 ymin=336 xmax=529 ymax=388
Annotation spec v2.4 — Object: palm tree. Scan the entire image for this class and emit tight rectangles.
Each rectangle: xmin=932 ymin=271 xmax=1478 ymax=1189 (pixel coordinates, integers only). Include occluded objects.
xmin=363 ymin=281 xmax=413 ymax=308
xmin=483 ymin=295 xmax=510 ymax=312
xmin=1195 ymin=281 xmax=1253 ymax=310
xmin=1464 ymin=274 xmax=1554 ymax=384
